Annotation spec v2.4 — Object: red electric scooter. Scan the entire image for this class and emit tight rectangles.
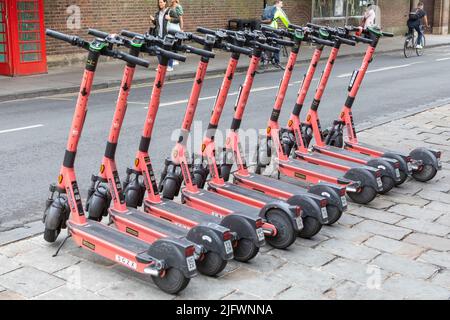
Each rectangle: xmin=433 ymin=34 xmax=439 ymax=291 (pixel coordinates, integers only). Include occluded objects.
xmin=190 ymin=27 xmax=334 ymax=238
xmin=159 ymin=29 xmax=298 ymax=257
xmin=322 ymin=26 xmax=442 ymax=183
xmin=283 ymin=23 xmax=401 ymax=195
xmin=121 ymin=29 xmax=265 ymax=262
xmin=42 ymin=30 xmax=197 ymax=294
xmin=84 ymin=29 xmax=234 ymax=277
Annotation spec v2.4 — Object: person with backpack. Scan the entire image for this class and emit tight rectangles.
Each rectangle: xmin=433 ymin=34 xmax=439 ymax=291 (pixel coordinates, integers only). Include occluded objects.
xmin=407 ymin=1 xmax=429 ymax=49
xmin=261 ymin=0 xmax=290 ymax=69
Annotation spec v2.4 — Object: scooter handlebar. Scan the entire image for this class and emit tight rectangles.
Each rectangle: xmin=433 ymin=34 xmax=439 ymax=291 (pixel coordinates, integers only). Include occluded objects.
xmin=260 ymin=24 xmax=286 ymax=36
xmin=252 ymin=41 xmax=280 ymax=53
xmin=334 ymin=35 xmax=356 ymax=46
xmin=181 ymin=44 xmax=215 ymax=58
xmin=88 ymin=28 xmax=110 ymax=39
xmin=382 ymin=31 xmax=394 ymax=37
xmin=155 ymin=47 xmax=187 ymax=61
xmin=114 ymin=50 xmax=150 ymax=68
xmin=196 ymin=27 xmax=217 ymax=36
xmin=350 ymin=34 xmax=373 ymax=44
xmin=306 ymin=22 xmax=324 ymax=30
xmin=269 ymin=37 xmax=295 ymax=47
xmin=120 ymin=30 xmax=143 ymax=39
xmin=309 ymin=35 xmax=335 ymax=47
xmin=46 ymin=29 xmax=87 ymax=48
xmin=223 ymin=43 xmax=252 ymax=56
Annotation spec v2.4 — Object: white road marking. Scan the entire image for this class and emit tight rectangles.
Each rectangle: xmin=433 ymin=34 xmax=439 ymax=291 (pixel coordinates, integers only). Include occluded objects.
xmin=436 ymin=57 xmax=450 ymax=61
xmin=337 ymin=62 xmax=425 ymax=78
xmin=0 ymin=124 xmax=44 ymax=134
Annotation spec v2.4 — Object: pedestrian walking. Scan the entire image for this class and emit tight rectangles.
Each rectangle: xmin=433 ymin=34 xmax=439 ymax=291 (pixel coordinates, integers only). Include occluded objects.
xmin=167 ymin=0 xmax=184 ymax=67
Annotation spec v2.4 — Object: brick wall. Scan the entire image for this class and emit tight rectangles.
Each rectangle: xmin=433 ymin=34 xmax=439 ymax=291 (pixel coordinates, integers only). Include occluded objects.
xmin=378 ymin=0 xmax=410 ymax=34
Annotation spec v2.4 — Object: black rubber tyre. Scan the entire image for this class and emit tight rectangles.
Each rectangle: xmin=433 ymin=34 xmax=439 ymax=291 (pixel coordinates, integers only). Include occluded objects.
xmin=325 ymin=205 xmax=343 ymax=226
xmin=162 ymin=178 xmax=178 ymax=200
xmin=125 ymin=188 xmax=141 ymax=209
xmin=192 ymin=173 xmax=205 ymax=189
xmin=87 ymin=194 xmax=107 ymax=222
xmin=196 ymin=252 xmax=228 ymax=276
xmin=348 ymin=186 xmax=377 ymax=204
xmin=378 ymin=176 xmax=395 ymax=195
xmin=298 ymin=216 xmax=322 ymax=239
xmin=412 ymin=164 xmax=438 ymax=182
xmin=152 ymin=268 xmax=190 ymax=294
xmin=396 ymin=169 xmax=409 ymax=186
xmin=44 ymin=228 xmax=60 ymax=243
xmin=265 ymin=210 xmax=296 ymax=249
xmin=234 ymin=239 xmax=260 ymax=262
xmin=220 ymin=165 xmax=232 ymax=182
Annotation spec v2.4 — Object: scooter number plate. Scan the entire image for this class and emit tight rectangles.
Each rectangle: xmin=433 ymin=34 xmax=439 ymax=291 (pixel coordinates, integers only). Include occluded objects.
xmin=407 ymin=162 xmax=413 ymax=172
xmin=377 ymin=177 xmax=383 ymax=188
xmin=321 ymin=207 xmax=328 ymax=220
xmin=437 ymin=158 xmax=442 ymax=169
xmin=224 ymin=240 xmax=233 ymax=255
xmin=256 ymin=228 xmax=265 ymax=241
xmin=341 ymin=196 xmax=348 ymax=208
xmin=395 ymin=168 xmax=400 ymax=179
xmin=186 ymin=256 xmax=196 ymax=272
xmin=295 ymin=215 xmax=304 ymax=230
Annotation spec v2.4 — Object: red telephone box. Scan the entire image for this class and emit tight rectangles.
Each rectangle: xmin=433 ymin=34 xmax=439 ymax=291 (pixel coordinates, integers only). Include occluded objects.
xmin=0 ymin=0 xmax=47 ymax=76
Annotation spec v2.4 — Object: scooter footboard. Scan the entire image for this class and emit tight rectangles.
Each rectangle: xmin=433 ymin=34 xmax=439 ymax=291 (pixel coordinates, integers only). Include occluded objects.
xmin=220 ymin=215 xmax=265 ymax=248
xmin=286 ymin=195 xmax=328 ymax=225
xmin=148 ymin=238 xmax=198 ymax=278
xmin=259 ymin=200 xmax=303 ymax=232
xmin=186 ymin=224 xmax=234 ymax=261
xmin=344 ymin=167 xmax=381 ymax=192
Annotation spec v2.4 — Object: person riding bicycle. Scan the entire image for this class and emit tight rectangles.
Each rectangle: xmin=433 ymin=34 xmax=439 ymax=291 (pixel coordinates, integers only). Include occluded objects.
xmin=407 ymin=1 xmax=429 ymax=49
xmin=261 ymin=0 xmax=290 ymax=69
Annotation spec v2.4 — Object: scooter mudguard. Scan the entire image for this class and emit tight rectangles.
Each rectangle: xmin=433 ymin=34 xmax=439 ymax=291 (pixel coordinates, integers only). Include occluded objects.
xmin=308 ymin=184 xmax=346 ymax=212
xmin=286 ymin=195 xmax=329 ymax=225
xmin=410 ymin=147 xmax=442 ymax=170
xmin=147 ymin=238 xmax=198 ymax=278
xmin=259 ymin=200 xmax=303 ymax=232
xmin=344 ymin=167 xmax=381 ymax=192
xmin=366 ymin=158 xmax=401 ymax=183
xmin=186 ymin=224 xmax=234 ymax=261
xmin=383 ymin=152 xmax=411 ymax=175
xmin=220 ymin=215 xmax=265 ymax=248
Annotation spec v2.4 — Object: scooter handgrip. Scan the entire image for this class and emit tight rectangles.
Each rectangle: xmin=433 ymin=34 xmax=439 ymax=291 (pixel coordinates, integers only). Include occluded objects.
xmin=46 ymin=29 xmax=79 ymax=45
xmin=158 ymin=47 xmax=187 ymax=62
xmin=257 ymin=41 xmax=280 ymax=53
xmin=310 ymin=35 xmax=334 ymax=47
xmin=121 ymin=30 xmax=143 ymax=39
xmin=270 ymin=37 xmax=295 ymax=47
xmin=306 ymin=22 xmax=324 ymax=30
xmin=183 ymin=45 xmax=215 ymax=58
xmin=351 ymin=35 xmax=373 ymax=44
xmin=335 ymin=35 xmax=356 ymax=46
xmin=382 ymin=31 xmax=394 ymax=37
xmin=88 ymin=28 xmax=110 ymax=39
xmin=116 ymin=50 xmax=150 ymax=68
xmin=196 ymin=27 xmax=217 ymax=36
xmin=288 ymin=23 xmax=304 ymax=31
xmin=261 ymin=24 xmax=285 ymax=36
xmin=225 ymin=43 xmax=252 ymax=56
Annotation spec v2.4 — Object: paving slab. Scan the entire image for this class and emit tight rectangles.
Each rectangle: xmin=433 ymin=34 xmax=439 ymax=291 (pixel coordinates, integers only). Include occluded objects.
xmin=387 ymin=204 xmax=443 ymax=221
xmin=348 ymin=206 xmax=404 ymax=224
xmin=430 ymin=270 xmax=450 ymax=290
xmin=363 ymin=235 xmax=425 ymax=259
xmin=270 ymin=246 xmax=336 ymax=268
xmin=0 ymin=254 xmax=22 ymax=276
xmin=319 ymin=224 xmax=372 ymax=244
xmin=354 ymin=220 xmax=412 ymax=240
xmin=13 ymin=247 xmax=82 ymax=274
xmin=404 ymin=233 xmax=450 ymax=252
xmin=372 ymin=253 xmax=439 ymax=280
xmin=396 ymin=218 xmax=450 ymax=237
xmin=316 ymin=239 xmax=381 ymax=264
xmin=97 ymin=277 xmax=174 ymax=300
xmin=324 ymin=280 xmax=399 ymax=300
xmin=275 ymin=285 xmax=327 ymax=300
xmin=419 ymin=250 xmax=450 ymax=269
xmin=34 ymin=285 xmax=105 ymax=300
xmin=381 ymin=274 xmax=450 ymax=300
xmin=0 ymin=290 xmax=26 ymax=300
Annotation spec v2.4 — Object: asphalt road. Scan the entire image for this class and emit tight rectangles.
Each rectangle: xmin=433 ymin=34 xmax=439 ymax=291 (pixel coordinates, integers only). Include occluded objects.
xmin=1 ymin=45 xmax=450 ymax=229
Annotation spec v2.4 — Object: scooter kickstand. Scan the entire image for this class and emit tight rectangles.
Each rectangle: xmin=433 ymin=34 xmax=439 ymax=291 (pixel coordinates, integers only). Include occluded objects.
xmin=52 ymin=233 xmax=72 ymax=257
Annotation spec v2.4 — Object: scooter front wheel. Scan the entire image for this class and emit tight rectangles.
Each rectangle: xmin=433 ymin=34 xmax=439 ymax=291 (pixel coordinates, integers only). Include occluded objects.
xmin=87 ymin=193 xmax=107 ymax=222
xmin=234 ymin=238 xmax=260 ymax=262
xmin=348 ymin=186 xmax=377 ymax=204
xmin=44 ymin=228 xmax=60 ymax=243
xmin=265 ymin=210 xmax=296 ymax=249
xmin=412 ymin=164 xmax=437 ymax=182
xmin=298 ymin=216 xmax=322 ymax=239
xmin=152 ymin=268 xmax=190 ymax=294
xmin=196 ymin=252 xmax=227 ymax=276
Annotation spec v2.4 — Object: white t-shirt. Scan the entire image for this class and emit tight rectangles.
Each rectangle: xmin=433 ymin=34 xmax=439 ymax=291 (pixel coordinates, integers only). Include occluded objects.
xmin=158 ymin=10 xmax=165 ymax=38
xmin=363 ymin=8 xmax=376 ymax=29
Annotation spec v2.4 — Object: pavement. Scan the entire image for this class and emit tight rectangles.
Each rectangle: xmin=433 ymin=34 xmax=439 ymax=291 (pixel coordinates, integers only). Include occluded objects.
xmin=0 ymin=103 xmax=449 ymax=300
xmin=1 ymin=34 xmax=450 ymax=103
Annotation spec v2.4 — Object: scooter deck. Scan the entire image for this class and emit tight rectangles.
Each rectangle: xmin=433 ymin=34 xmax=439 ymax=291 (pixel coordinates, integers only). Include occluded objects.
xmin=345 ymin=141 xmax=409 ymax=157
xmin=279 ymin=158 xmax=354 ymax=184
xmin=70 ymin=221 xmax=153 ymax=262
xmin=234 ymin=172 xmax=309 ymax=196
xmin=183 ymin=189 xmax=261 ymax=220
xmin=295 ymin=150 xmax=379 ymax=171
xmin=110 ymin=207 xmax=193 ymax=239
xmin=313 ymin=145 xmax=397 ymax=163
xmin=148 ymin=200 xmax=222 ymax=225
xmin=209 ymin=181 xmax=283 ymax=204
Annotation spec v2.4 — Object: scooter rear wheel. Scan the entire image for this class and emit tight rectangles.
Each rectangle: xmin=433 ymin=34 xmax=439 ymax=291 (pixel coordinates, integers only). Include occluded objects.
xmin=325 ymin=205 xmax=343 ymax=225
xmin=87 ymin=194 xmax=107 ymax=222
xmin=378 ymin=176 xmax=395 ymax=195
xmin=348 ymin=186 xmax=377 ymax=204
xmin=265 ymin=209 xmax=296 ymax=249
xmin=234 ymin=239 xmax=259 ymax=262
xmin=412 ymin=164 xmax=437 ymax=182
xmin=152 ymin=268 xmax=190 ymax=294
xmin=196 ymin=252 xmax=227 ymax=276
xmin=298 ymin=216 xmax=322 ymax=239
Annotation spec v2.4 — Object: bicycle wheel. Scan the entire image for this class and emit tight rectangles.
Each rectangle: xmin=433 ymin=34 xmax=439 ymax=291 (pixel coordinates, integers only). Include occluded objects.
xmin=416 ymin=35 xmax=426 ymax=56
xmin=403 ymin=35 xmax=415 ymax=58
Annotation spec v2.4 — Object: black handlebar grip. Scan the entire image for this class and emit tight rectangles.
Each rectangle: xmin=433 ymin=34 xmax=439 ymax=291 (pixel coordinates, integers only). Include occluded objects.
xmin=226 ymin=43 xmax=252 ymax=56
xmin=196 ymin=27 xmax=217 ymax=36
xmin=310 ymin=35 xmax=334 ymax=47
xmin=190 ymin=33 xmax=208 ymax=45
xmin=257 ymin=41 xmax=280 ymax=53
xmin=261 ymin=24 xmax=285 ymax=35
xmin=335 ymin=35 xmax=356 ymax=46
xmin=382 ymin=31 xmax=394 ymax=37
xmin=306 ymin=22 xmax=323 ymax=30
xmin=158 ymin=47 xmax=187 ymax=62
xmin=46 ymin=29 xmax=78 ymax=45
xmin=88 ymin=28 xmax=110 ymax=39
xmin=121 ymin=30 xmax=143 ymax=39
xmin=288 ymin=23 xmax=303 ymax=31
xmin=352 ymin=35 xmax=373 ymax=44
xmin=183 ymin=45 xmax=215 ymax=58
xmin=270 ymin=37 xmax=295 ymax=47
xmin=116 ymin=50 xmax=150 ymax=68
